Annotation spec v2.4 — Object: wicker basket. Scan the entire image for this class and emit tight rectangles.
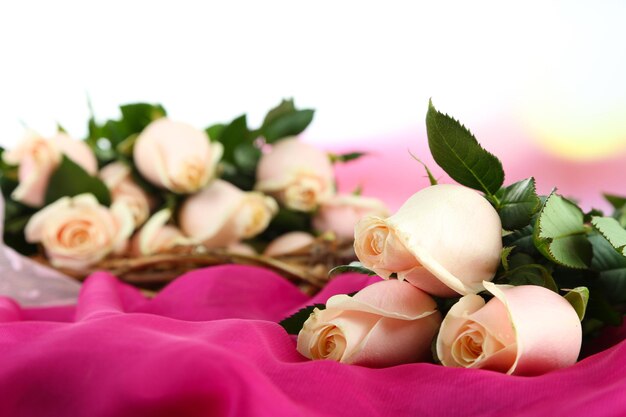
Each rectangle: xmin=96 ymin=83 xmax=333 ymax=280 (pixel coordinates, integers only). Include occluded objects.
xmin=34 ymin=236 xmax=357 ymax=295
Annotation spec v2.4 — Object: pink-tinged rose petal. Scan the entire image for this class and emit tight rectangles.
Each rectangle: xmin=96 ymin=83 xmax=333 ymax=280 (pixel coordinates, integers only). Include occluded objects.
xmin=256 ymin=138 xmax=335 ymax=212
xmin=226 ymin=243 xmax=257 ymax=256
xmin=437 ymin=283 xmax=582 ymax=375
xmin=132 ymin=209 xmax=195 ymax=256
xmin=313 ymin=194 xmax=389 ymax=240
xmin=100 ymin=162 xmax=153 ymax=226
xmin=354 ymin=184 xmax=502 ymax=297
xmin=133 ymin=119 xmax=222 ymax=193
xmin=24 ymin=193 xmax=134 ymax=271
xmin=263 ymin=232 xmax=315 ymax=257
xmin=484 ymin=282 xmax=582 ymax=375
xmin=3 ymin=132 xmax=97 ymax=207
xmin=297 ymin=279 xmax=441 ymax=367
xmin=179 ymin=180 xmax=277 ymax=249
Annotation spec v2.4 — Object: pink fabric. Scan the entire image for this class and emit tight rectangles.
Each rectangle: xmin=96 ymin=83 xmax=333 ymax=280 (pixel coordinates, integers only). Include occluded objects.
xmin=1 ymin=265 xmax=625 ymax=417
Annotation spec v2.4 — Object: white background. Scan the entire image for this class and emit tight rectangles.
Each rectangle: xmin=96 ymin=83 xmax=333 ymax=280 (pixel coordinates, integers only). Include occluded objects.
xmin=1 ymin=1 xmax=626 ymax=160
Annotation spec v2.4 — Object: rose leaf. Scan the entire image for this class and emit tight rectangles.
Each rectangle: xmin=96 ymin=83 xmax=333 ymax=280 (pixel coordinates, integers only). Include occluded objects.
xmin=533 ymin=192 xmax=592 ymax=269
xmin=279 ymin=304 xmax=326 ymax=335
xmin=591 ymin=216 xmax=626 ymax=256
xmin=425 ymin=99 xmax=504 ymax=196
xmin=329 ymin=261 xmax=378 ymax=278
xmin=494 ymin=177 xmax=541 ymax=231
xmin=564 ymin=287 xmax=589 ymax=321
xmin=45 ymin=156 xmax=111 ymax=206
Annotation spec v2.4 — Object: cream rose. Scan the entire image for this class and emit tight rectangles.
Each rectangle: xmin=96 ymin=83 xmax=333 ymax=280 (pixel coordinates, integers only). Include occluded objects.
xmin=436 ymin=282 xmax=582 ymax=375
xmin=313 ymin=194 xmax=389 ymax=240
xmin=255 ymin=138 xmax=335 ymax=212
xmin=264 ymin=231 xmax=316 ymax=257
xmin=131 ymin=209 xmax=196 ymax=256
xmin=133 ymin=118 xmax=223 ymax=194
xmin=354 ymin=184 xmax=502 ymax=297
xmin=179 ymin=179 xmax=278 ymax=249
xmin=3 ymin=131 xmax=98 ymax=207
xmin=297 ymin=279 xmax=442 ymax=367
xmin=25 ymin=194 xmax=134 ymax=271
xmin=99 ymin=162 xmax=152 ymax=226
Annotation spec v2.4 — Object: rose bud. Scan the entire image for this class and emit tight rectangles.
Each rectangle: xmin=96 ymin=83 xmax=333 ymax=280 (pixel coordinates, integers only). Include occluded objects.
xmin=179 ymin=179 xmax=278 ymax=249
xmin=297 ymin=279 xmax=441 ymax=367
xmin=354 ymin=184 xmax=502 ymax=297
xmin=133 ymin=118 xmax=223 ymax=194
xmin=436 ymin=282 xmax=582 ymax=375
xmin=313 ymin=194 xmax=389 ymax=240
xmin=255 ymin=138 xmax=335 ymax=212
xmin=25 ymin=194 xmax=134 ymax=271
xmin=3 ymin=131 xmax=97 ymax=207
xmin=263 ymin=231 xmax=315 ymax=257
xmin=99 ymin=162 xmax=153 ymax=226
xmin=131 ymin=209 xmax=196 ymax=256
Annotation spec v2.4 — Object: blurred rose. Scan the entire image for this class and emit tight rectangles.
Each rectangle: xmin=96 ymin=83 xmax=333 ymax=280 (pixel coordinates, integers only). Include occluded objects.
xmin=99 ymin=162 xmax=152 ymax=226
xmin=226 ymin=242 xmax=257 ymax=256
xmin=25 ymin=194 xmax=134 ymax=271
xmin=354 ymin=184 xmax=502 ymax=297
xmin=131 ymin=209 xmax=195 ymax=256
xmin=3 ymin=131 xmax=97 ymax=207
xmin=263 ymin=231 xmax=315 ymax=257
xmin=255 ymin=138 xmax=334 ymax=212
xmin=297 ymin=279 xmax=441 ymax=367
xmin=179 ymin=179 xmax=278 ymax=249
xmin=436 ymin=282 xmax=582 ymax=375
xmin=133 ymin=118 xmax=223 ymax=193
xmin=313 ymin=194 xmax=389 ymax=240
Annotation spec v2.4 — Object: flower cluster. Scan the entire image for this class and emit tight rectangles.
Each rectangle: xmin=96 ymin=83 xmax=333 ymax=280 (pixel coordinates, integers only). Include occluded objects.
xmin=0 ymin=100 xmax=387 ymax=272
xmin=296 ymin=184 xmax=583 ymax=375
xmin=288 ymin=100 xmax=623 ymax=376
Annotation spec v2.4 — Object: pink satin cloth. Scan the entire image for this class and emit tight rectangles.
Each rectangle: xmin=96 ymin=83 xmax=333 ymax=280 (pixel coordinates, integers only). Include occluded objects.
xmin=1 ymin=265 xmax=625 ymax=417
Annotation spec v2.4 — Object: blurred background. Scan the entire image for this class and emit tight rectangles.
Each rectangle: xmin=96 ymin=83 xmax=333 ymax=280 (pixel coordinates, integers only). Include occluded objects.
xmin=1 ymin=0 xmax=625 ymax=210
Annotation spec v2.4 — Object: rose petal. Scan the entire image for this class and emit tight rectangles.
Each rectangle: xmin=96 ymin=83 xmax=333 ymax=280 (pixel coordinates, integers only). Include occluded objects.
xmin=483 ymin=281 xmax=582 ymax=375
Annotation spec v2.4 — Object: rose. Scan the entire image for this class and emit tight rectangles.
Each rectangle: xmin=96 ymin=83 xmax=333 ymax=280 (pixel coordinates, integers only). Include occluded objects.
xmin=3 ymin=131 xmax=98 ymax=207
xmin=131 ymin=209 xmax=196 ymax=256
xmin=133 ymin=118 xmax=223 ymax=193
xmin=436 ymin=282 xmax=582 ymax=375
xmin=313 ymin=194 xmax=389 ymax=240
xmin=354 ymin=184 xmax=502 ymax=297
xmin=99 ymin=162 xmax=152 ymax=226
xmin=255 ymin=138 xmax=335 ymax=212
xmin=25 ymin=194 xmax=134 ymax=271
xmin=297 ymin=279 xmax=442 ymax=367
xmin=179 ymin=179 xmax=278 ymax=249
xmin=263 ymin=231 xmax=315 ymax=257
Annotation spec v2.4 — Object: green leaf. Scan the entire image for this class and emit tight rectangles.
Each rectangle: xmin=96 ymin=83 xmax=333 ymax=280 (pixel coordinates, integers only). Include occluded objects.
xmin=494 ymin=177 xmax=541 ymax=230
xmin=564 ymin=287 xmax=589 ymax=321
xmin=533 ymin=192 xmax=592 ymax=269
xmin=119 ymin=103 xmax=166 ymax=133
xmin=586 ymin=291 xmax=623 ymax=327
xmin=262 ymin=110 xmax=314 ymax=143
xmin=498 ymin=262 xmax=558 ymax=292
xmin=589 ymin=233 xmax=626 ymax=304
xmin=329 ymin=152 xmax=367 ymax=163
xmin=500 ymin=246 xmax=515 ymax=271
xmin=219 ymin=115 xmax=251 ymax=164
xmin=503 ymin=224 xmax=537 ymax=254
xmin=233 ymin=144 xmax=262 ymax=175
xmin=591 ymin=216 xmax=626 ymax=256
xmin=279 ymin=304 xmax=325 ymax=335
xmin=206 ymin=123 xmax=226 ymax=141
xmin=329 ymin=261 xmax=378 ymax=278
xmin=45 ymin=156 xmax=111 ymax=206
xmin=425 ymin=99 xmax=504 ymax=195
xmin=263 ymin=99 xmax=297 ymax=126
xmin=604 ymin=193 xmax=626 ymax=210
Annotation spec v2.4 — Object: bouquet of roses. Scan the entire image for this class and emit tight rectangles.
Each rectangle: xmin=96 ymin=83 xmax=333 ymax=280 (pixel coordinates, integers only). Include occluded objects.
xmin=0 ymin=99 xmax=387 ymax=289
xmin=283 ymin=100 xmax=626 ymax=375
